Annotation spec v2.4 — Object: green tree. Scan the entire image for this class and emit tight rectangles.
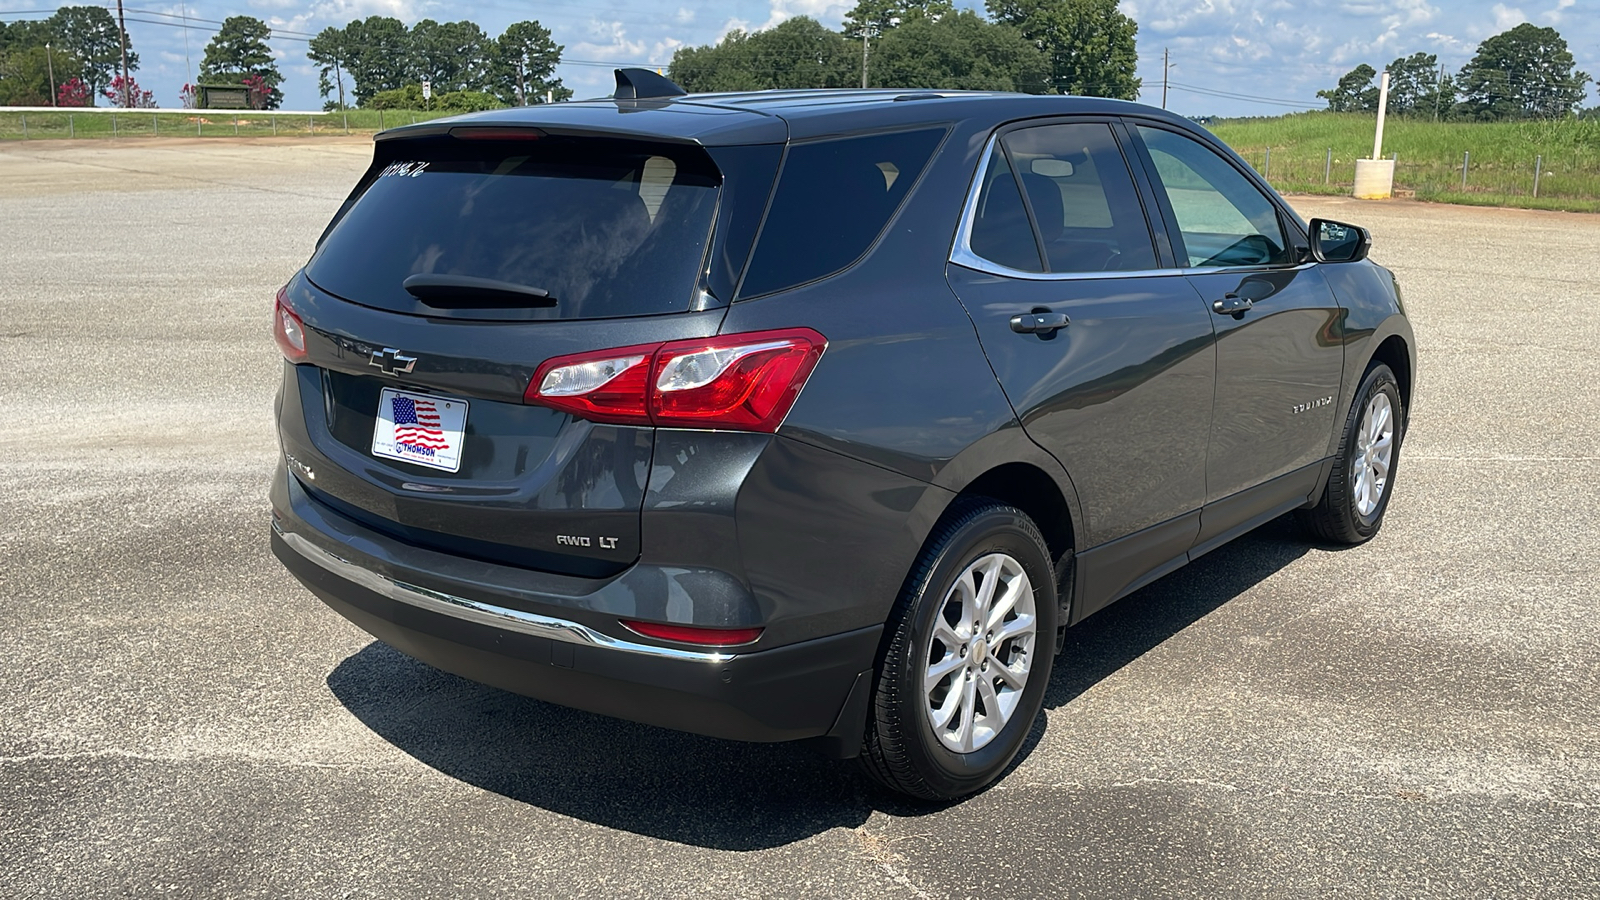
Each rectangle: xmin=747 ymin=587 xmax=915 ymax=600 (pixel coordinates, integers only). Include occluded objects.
xmin=342 ymin=16 xmax=414 ymax=105
xmin=490 ymin=20 xmax=569 ymax=105
xmin=1455 ymin=23 xmax=1591 ymax=120
xmin=1385 ymin=52 xmax=1455 ymax=118
xmin=200 ymin=16 xmax=282 ymax=109
xmin=46 ymin=6 xmax=135 ymax=102
xmin=1317 ymin=63 xmax=1379 ymax=112
xmin=669 ymin=17 xmax=856 ymax=92
xmin=306 ymin=25 xmax=352 ymax=108
xmin=843 ymin=0 xmax=955 ymax=36
xmin=0 ymin=43 xmax=87 ymax=106
xmin=985 ymin=0 xmax=1139 ymax=98
xmin=409 ymin=19 xmax=492 ymax=94
xmin=867 ymin=10 xmax=1050 ymax=92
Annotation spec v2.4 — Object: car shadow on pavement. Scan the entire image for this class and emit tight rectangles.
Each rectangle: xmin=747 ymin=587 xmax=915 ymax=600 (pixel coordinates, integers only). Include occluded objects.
xmin=327 ymin=515 xmax=1311 ymax=850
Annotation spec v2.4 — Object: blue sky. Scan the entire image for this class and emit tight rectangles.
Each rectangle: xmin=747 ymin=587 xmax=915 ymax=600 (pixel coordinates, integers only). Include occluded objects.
xmin=4 ymin=0 xmax=1597 ymax=113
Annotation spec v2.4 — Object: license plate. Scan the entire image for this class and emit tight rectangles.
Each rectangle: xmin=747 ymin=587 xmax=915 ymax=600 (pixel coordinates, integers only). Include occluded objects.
xmin=371 ymin=388 xmax=468 ymax=473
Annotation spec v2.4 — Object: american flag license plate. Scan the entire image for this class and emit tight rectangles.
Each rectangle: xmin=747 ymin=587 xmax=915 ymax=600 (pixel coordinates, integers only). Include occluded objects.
xmin=371 ymin=388 xmax=469 ymax=473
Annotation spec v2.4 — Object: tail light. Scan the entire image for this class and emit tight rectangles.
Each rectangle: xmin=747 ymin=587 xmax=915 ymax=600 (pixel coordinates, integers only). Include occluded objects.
xmin=274 ymin=286 xmax=307 ymax=362
xmin=526 ymin=328 xmax=826 ymax=432
xmin=621 ymin=620 xmax=764 ymax=647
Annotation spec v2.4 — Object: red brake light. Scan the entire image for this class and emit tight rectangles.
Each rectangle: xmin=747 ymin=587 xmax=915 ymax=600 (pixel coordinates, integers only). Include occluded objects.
xmin=524 ymin=328 xmax=826 ymax=433
xmin=274 ymin=286 xmax=307 ymax=362
xmin=525 ymin=342 xmax=659 ymax=425
xmin=620 ymin=620 xmax=764 ymax=647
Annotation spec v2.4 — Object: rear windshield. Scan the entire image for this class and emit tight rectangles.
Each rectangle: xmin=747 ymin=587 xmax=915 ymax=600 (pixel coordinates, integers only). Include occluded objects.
xmin=307 ymin=135 xmax=721 ymax=319
xmin=738 ymin=128 xmax=946 ymax=299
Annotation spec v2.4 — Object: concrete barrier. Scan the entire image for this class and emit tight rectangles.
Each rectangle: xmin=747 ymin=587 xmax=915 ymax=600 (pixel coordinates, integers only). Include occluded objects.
xmin=1354 ymin=158 xmax=1395 ymax=200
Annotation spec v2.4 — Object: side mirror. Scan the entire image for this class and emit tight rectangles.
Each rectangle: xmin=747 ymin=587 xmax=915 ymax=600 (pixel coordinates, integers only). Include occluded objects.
xmin=1309 ymin=218 xmax=1371 ymax=263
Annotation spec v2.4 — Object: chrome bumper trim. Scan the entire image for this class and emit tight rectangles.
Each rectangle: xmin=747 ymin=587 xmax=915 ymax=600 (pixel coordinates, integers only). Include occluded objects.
xmin=274 ymin=522 xmax=738 ymax=664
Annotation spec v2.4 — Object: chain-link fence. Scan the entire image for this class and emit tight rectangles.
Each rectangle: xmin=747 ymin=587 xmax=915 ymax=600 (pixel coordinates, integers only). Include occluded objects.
xmin=0 ymin=109 xmax=459 ymax=140
xmin=1237 ymin=146 xmax=1600 ymax=207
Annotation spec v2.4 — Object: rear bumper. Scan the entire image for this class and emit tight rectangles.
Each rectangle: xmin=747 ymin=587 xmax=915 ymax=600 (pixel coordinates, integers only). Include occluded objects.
xmin=270 ymin=470 xmax=879 ymax=751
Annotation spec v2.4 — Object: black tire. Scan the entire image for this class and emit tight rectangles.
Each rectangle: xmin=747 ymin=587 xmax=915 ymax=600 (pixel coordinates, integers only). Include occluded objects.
xmin=858 ymin=497 xmax=1058 ymax=801
xmin=1299 ymin=363 xmax=1405 ymax=544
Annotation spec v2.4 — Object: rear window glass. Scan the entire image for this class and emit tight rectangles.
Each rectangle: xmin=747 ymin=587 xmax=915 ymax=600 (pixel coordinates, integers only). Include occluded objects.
xmin=738 ymin=128 xmax=946 ymax=299
xmin=307 ymin=135 xmax=721 ymax=319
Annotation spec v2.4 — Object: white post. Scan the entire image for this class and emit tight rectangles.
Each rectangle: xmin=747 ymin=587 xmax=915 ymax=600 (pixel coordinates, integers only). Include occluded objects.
xmin=1354 ymin=70 xmax=1396 ymax=199
xmin=1372 ymin=71 xmax=1391 ymax=161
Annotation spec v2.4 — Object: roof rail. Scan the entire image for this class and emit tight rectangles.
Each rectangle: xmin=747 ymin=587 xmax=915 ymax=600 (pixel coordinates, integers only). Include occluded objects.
xmin=613 ymin=68 xmax=688 ymax=100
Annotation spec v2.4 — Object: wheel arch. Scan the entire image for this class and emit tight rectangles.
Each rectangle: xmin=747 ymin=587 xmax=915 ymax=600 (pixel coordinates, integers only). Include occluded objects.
xmin=1369 ymin=333 xmax=1413 ymax=420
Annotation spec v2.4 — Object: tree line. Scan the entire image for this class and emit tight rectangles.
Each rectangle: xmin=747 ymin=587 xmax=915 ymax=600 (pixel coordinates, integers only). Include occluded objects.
xmin=669 ymin=0 xmax=1141 ymax=98
xmin=1318 ymin=23 xmax=1592 ymax=121
xmin=0 ymin=8 xmax=568 ymax=110
xmin=0 ymin=7 xmax=136 ymax=106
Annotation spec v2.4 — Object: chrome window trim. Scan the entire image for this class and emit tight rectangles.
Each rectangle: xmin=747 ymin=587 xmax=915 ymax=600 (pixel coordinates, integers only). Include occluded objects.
xmin=275 ymin=522 xmax=740 ymax=663
xmin=949 ymin=131 xmax=1308 ymax=282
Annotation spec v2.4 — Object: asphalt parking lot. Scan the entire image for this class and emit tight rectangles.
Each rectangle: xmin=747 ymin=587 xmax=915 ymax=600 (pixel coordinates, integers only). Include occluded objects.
xmin=2 ymin=138 xmax=1597 ymax=899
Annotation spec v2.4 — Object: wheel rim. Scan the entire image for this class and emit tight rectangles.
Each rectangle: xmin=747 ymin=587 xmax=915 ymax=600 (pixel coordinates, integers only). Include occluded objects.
xmin=1352 ymin=391 xmax=1395 ymax=518
xmin=922 ymin=552 xmax=1037 ymax=753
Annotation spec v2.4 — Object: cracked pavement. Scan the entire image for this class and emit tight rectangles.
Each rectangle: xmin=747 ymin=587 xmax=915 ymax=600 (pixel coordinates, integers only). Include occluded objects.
xmin=1 ymin=139 xmax=1597 ymax=899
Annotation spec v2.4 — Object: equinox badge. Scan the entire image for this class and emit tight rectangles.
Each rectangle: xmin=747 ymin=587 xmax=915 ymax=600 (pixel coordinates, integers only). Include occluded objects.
xmin=369 ymin=348 xmax=418 ymax=375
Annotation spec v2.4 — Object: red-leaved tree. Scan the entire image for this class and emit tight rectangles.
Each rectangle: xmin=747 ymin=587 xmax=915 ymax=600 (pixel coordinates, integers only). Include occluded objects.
xmin=57 ymin=78 xmax=91 ymax=108
xmin=241 ymin=74 xmax=270 ymax=110
xmin=104 ymin=75 xmax=158 ymax=108
xmin=180 ymin=83 xmax=199 ymax=109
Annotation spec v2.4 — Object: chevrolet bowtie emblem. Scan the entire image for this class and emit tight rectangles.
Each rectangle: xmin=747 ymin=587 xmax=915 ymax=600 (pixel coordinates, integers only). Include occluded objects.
xmin=369 ymin=348 xmax=418 ymax=375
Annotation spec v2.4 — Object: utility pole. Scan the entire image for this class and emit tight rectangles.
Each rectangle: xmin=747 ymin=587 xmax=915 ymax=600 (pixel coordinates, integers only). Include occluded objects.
xmin=115 ymin=0 xmax=131 ymax=107
xmin=334 ymin=56 xmax=346 ymax=110
xmin=859 ymin=26 xmax=873 ymax=89
xmin=517 ymin=58 xmax=527 ymax=106
xmin=1162 ymin=48 xmax=1170 ymax=109
xmin=46 ymin=42 xmax=57 ymax=106
xmin=1433 ymin=62 xmax=1444 ymax=122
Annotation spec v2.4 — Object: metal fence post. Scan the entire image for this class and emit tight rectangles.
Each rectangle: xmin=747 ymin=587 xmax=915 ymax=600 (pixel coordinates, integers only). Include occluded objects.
xmin=343 ymin=110 xmax=349 ymax=134
xmin=1264 ymin=147 xmax=1271 ymax=178
xmin=272 ymin=114 xmax=277 ymax=135
xmin=234 ymin=117 xmax=239 ymax=136
xmin=198 ymin=115 xmax=202 ymax=136
xmin=20 ymin=114 xmax=26 ymax=139
xmin=112 ymin=113 xmax=117 ymax=137
xmin=69 ymin=114 xmax=73 ymax=138
xmin=308 ymin=115 xmax=314 ymax=134
xmin=1325 ymin=147 xmax=1332 ymax=184
xmin=380 ymin=109 xmax=385 ymax=130
xmin=152 ymin=113 xmax=158 ymax=135
xmin=1461 ymin=151 xmax=1469 ymax=190
xmin=1533 ymin=154 xmax=1543 ymax=198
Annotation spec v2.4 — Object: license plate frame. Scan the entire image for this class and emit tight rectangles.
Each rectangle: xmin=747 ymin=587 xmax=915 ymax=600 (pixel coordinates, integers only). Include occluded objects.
xmin=371 ymin=388 xmax=469 ymax=473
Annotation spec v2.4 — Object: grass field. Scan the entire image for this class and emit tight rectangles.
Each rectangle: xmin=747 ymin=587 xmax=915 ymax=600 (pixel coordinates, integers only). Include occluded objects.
xmin=3 ymin=107 xmax=1597 ymax=213
xmin=1209 ymin=112 xmax=1600 ymax=213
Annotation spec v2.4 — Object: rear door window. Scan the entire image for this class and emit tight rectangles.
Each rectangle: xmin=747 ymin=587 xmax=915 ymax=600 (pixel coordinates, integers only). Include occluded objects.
xmin=999 ymin=123 xmax=1158 ymax=274
xmin=738 ymin=128 xmax=946 ymax=299
xmin=306 ymin=135 xmax=722 ymax=319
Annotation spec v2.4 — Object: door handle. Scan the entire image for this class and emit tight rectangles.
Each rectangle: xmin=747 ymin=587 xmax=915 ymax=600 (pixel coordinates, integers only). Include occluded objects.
xmin=1212 ymin=294 xmax=1254 ymax=318
xmin=1010 ymin=312 xmax=1070 ymax=334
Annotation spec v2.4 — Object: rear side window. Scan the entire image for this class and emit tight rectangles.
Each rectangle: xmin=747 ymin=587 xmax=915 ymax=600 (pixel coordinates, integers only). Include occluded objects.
xmin=307 ymin=135 xmax=721 ymax=319
xmin=967 ymin=146 xmax=1044 ymax=273
xmin=738 ymin=128 xmax=945 ymax=299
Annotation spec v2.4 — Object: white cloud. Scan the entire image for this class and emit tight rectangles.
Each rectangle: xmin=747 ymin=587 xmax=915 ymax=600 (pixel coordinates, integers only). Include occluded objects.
xmin=1542 ymin=0 xmax=1574 ymax=23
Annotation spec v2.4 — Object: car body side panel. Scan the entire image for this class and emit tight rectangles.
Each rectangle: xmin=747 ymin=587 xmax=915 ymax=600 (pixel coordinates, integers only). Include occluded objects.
xmin=1320 ymin=260 xmax=1416 ymax=455
xmin=1187 ymin=264 xmax=1346 ymax=506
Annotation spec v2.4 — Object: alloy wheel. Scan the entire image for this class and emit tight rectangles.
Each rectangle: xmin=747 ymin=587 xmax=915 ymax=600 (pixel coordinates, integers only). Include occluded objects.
xmin=922 ymin=552 xmax=1038 ymax=753
xmin=1353 ymin=392 xmax=1395 ymax=517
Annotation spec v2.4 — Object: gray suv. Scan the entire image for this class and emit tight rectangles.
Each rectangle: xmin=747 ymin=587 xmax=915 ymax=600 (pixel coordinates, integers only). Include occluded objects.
xmin=271 ymin=70 xmax=1415 ymax=800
